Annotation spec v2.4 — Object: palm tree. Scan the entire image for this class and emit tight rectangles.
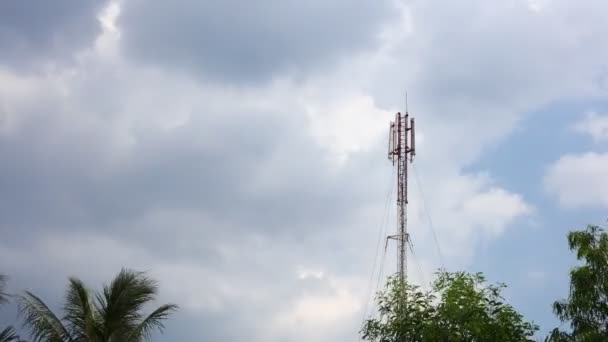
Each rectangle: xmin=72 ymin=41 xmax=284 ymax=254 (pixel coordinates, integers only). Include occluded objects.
xmin=0 ymin=274 xmax=20 ymax=342
xmin=19 ymin=268 xmax=178 ymax=342
xmin=0 ymin=327 xmax=20 ymax=342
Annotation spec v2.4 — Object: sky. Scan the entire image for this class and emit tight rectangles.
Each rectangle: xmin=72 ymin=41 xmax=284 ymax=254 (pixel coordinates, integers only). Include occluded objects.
xmin=1 ymin=0 xmax=608 ymax=340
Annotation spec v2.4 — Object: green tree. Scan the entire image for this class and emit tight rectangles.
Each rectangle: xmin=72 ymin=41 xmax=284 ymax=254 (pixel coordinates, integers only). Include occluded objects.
xmin=361 ymin=271 xmax=538 ymax=342
xmin=544 ymin=328 xmax=574 ymax=342
xmin=19 ymin=268 xmax=178 ymax=342
xmin=0 ymin=274 xmax=20 ymax=342
xmin=548 ymin=224 xmax=608 ymax=341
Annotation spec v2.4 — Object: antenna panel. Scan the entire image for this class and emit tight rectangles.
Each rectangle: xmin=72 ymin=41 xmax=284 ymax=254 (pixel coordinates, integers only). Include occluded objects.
xmin=388 ymin=122 xmax=394 ymax=161
xmin=388 ymin=121 xmax=397 ymax=164
xmin=410 ymin=118 xmax=415 ymax=160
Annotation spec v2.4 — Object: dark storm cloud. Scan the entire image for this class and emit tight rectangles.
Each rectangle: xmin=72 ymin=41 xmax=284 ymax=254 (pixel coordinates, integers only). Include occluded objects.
xmin=0 ymin=0 xmax=108 ymax=67
xmin=118 ymin=0 xmax=398 ymax=83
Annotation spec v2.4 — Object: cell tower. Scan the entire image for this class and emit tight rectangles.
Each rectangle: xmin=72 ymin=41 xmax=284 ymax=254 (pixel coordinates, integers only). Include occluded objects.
xmin=387 ymin=102 xmax=415 ymax=287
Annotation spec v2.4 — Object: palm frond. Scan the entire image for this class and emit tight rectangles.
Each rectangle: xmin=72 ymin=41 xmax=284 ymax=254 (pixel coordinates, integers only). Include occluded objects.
xmin=128 ymin=304 xmax=178 ymax=342
xmin=19 ymin=291 xmax=73 ymax=342
xmin=99 ymin=269 xmax=159 ymax=338
xmin=0 ymin=326 xmax=20 ymax=342
xmin=64 ymin=277 xmax=101 ymax=341
xmin=0 ymin=275 xmax=9 ymax=306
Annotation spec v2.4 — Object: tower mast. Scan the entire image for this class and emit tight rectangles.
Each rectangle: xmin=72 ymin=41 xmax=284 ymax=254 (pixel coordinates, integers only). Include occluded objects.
xmin=387 ymin=103 xmax=416 ymax=286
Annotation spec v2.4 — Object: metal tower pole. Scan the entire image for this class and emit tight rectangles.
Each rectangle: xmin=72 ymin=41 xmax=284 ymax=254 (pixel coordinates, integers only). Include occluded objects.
xmin=388 ymin=110 xmax=415 ymax=287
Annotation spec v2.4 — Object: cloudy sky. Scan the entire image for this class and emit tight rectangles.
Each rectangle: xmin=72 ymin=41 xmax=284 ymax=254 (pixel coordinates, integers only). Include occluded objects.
xmin=1 ymin=0 xmax=608 ymax=340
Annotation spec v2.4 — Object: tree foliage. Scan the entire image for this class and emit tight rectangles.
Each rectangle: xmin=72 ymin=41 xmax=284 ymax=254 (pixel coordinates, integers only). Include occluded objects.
xmin=18 ymin=268 xmax=178 ymax=342
xmin=361 ymin=271 xmax=538 ymax=342
xmin=548 ymin=224 xmax=608 ymax=341
xmin=0 ymin=274 xmax=22 ymax=342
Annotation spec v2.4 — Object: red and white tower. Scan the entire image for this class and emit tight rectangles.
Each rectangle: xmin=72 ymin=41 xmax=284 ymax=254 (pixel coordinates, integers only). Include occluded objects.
xmin=387 ymin=107 xmax=415 ymax=286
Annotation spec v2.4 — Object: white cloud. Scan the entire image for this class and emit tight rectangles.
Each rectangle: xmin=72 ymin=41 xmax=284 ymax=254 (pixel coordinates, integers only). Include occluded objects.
xmin=461 ymin=186 xmax=532 ymax=237
xmin=574 ymin=111 xmax=608 ymax=143
xmin=545 ymin=152 xmax=608 ymax=208
xmin=267 ymin=272 xmax=361 ymax=342
xmin=408 ymin=171 xmax=533 ymax=266
xmin=304 ymin=94 xmax=391 ymax=163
